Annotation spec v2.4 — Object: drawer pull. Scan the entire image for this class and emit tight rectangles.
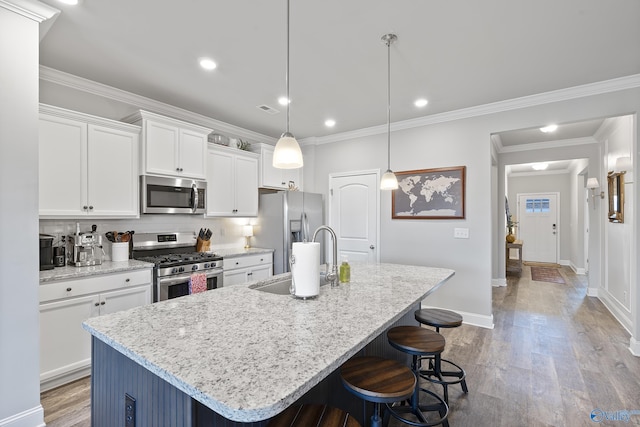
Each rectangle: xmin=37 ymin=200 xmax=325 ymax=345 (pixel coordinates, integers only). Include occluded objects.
xmin=125 ymin=278 xmax=130 ymax=282
xmin=66 ymin=287 xmax=72 ymax=292
xmin=235 ymin=262 xmax=239 ymax=265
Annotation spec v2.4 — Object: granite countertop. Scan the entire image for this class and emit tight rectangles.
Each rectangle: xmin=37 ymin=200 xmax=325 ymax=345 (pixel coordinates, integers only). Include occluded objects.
xmin=40 ymin=260 xmax=154 ymax=283
xmin=213 ymin=247 xmax=274 ymax=258
xmin=83 ymin=262 xmax=454 ymax=422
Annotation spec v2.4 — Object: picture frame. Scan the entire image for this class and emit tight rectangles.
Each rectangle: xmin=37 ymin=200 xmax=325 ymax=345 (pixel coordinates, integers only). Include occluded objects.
xmin=392 ymin=166 xmax=466 ymax=219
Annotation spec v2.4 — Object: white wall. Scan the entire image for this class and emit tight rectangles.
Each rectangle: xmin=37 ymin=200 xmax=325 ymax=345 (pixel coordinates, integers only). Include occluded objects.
xmin=0 ymin=5 xmax=46 ymax=427
xmin=598 ymin=115 xmax=635 ymax=332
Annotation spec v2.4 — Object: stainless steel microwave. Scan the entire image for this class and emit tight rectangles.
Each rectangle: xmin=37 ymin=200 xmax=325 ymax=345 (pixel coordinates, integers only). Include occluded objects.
xmin=141 ymin=176 xmax=206 ymax=214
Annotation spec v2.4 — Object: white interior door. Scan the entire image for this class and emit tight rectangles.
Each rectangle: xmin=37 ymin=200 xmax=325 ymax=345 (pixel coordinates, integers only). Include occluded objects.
xmin=517 ymin=193 xmax=559 ymax=263
xmin=329 ymin=171 xmax=379 ymax=263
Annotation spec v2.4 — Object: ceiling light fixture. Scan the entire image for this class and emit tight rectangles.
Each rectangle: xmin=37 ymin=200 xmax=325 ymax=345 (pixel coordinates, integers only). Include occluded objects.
xmin=414 ymin=98 xmax=429 ymax=108
xmin=531 ymin=162 xmax=548 ymax=171
xmin=380 ymin=33 xmax=399 ymax=191
xmin=324 ymin=119 xmax=336 ymax=128
xmin=540 ymin=124 xmax=558 ymax=133
xmin=273 ymin=0 xmax=303 ymax=169
xmin=199 ymin=58 xmax=217 ymax=71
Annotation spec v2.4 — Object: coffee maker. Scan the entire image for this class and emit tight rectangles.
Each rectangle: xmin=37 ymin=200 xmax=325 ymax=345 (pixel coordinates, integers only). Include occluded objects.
xmin=68 ymin=223 xmax=104 ymax=267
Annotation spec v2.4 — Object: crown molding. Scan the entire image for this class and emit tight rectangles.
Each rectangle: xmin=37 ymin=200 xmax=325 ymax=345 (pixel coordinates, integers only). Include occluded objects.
xmin=0 ymin=0 xmax=59 ymax=22
xmin=305 ymin=74 xmax=640 ymax=146
xmin=39 ymin=66 xmax=276 ymax=145
xmin=497 ymin=137 xmax=598 ymax=154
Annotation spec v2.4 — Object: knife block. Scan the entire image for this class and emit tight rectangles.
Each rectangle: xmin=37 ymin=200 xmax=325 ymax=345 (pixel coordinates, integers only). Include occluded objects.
xmin=196 ymin=237 xmax=210 ymax=252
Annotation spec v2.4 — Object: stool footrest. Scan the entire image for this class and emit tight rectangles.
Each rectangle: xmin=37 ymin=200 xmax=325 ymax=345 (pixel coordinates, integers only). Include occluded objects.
xmin=418 ymin=357 xmax=467 ymax=387
xmin=385 ymin=387 xmax=449 ymax=427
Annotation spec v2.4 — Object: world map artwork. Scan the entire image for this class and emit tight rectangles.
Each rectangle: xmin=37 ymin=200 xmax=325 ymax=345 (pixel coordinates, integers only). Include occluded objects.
xmin=393 ymin=167 xmax=465 ymax=218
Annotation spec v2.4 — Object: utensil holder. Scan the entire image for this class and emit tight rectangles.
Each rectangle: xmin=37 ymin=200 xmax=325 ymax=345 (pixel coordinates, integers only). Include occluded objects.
xmin=111 ymin=242 xmax=129 ymax=262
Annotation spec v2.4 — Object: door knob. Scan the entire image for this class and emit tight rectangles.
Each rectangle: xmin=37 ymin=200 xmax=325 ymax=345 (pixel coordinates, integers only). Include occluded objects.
xmin=370 ymin=245 xmax=375 ymax=250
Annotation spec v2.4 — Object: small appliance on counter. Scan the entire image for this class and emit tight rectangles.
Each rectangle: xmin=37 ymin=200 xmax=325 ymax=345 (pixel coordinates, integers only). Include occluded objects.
xmin=67 ymin=223 xmax=104 ymax=267
xmin=39 ymin=234 xmax=55 ymax=271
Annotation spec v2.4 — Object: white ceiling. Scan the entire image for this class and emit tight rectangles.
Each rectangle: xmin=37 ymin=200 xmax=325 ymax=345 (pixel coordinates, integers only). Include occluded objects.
xmin=38 ymin=0 xmax=640 ymax=140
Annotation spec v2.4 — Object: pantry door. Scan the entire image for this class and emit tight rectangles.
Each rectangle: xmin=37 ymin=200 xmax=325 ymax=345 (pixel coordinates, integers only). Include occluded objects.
xmin=329 ymin=171 xmax=380 ymax=263
xmin=517 ymin=193 xmax=559 ymax=263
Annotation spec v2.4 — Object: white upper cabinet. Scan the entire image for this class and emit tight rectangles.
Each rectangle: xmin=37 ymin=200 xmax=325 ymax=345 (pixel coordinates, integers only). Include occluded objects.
xmin=252 ymin=143 xmax=302 ymax=190
xmin=124 ymin=110 xmax=211 ymax=180
xmin=39 ymin=105 xmax=140 ymax=218
xmin=206 ymin=144 xmax=258 ymax=217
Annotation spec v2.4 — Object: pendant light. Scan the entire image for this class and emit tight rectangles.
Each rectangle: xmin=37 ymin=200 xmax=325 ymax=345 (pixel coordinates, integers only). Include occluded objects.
xmin=273 ymin=0 xmax=304 ymax=169
xmin=380 ymin=33 xmax=398 ymax=190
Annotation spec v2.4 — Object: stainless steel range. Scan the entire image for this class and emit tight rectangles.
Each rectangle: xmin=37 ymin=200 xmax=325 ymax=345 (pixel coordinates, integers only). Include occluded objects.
xmin=132 ymin=232 xmax=223 ymax=302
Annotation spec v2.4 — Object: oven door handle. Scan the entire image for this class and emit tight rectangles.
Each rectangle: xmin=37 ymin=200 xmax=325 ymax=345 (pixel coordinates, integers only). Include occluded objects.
xmin=159 ymin=270 xmax=222 ymax=287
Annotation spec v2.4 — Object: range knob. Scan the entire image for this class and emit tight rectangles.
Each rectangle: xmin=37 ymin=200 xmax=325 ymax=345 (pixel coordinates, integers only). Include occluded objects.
xmin=192 ymin=265 xmax=199 ymax=271
xmin=178 ymin=267 xmax=185 ymax=273
xmin=171 ymin=268 xmax=178 ymax=274
xmin=204 ymin=263 xmax=210 ymax=268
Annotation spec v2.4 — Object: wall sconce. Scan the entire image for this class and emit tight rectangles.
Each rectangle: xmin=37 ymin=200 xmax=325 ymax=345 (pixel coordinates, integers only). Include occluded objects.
xmin=243 ymin=225 xmax=254 ymax=249
xmin=615 ymin=156 xmax=632 ymax=173
xmin=586 ymin=178 xmax=604 ymax=209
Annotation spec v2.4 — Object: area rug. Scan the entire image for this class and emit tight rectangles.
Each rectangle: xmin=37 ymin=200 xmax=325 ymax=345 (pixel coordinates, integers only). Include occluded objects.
xmin=530 ymin=266 xmax=566 ymax=284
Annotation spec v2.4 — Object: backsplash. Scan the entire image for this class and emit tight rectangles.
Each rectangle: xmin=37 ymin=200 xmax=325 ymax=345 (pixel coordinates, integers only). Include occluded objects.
xmin=40 ymin=215 xmax=256 ymax=258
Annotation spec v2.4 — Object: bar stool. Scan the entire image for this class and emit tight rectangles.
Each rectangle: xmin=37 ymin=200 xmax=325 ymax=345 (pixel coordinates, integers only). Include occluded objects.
xmin=386 ymin=326 xmax=450 ymax=426
xmin=340 ymin=356 xmax=416 ymax=427
xmin=414 ymin=309 xmax=468 ymax=403
xmin=268 ymin=403 xmax=362 ymax=427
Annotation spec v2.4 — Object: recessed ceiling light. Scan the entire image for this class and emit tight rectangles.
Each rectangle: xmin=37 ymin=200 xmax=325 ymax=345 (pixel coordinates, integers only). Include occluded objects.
xmin=199 ymin=58 xmax=217 ymax=71
xmin=278 ymin=96 xmax=290 ymax=106
xmin=324 ymin=119 xmax=336 ymax=127
xmin=414 ymin=98 xmax=429 ymax=107
xmin=540 ymin=124 xmax=558 ymax=133
xmin=531 ymin=163 xmax=549 ymax=170
xmin=57 ymin=0 xmax=79 ymax=4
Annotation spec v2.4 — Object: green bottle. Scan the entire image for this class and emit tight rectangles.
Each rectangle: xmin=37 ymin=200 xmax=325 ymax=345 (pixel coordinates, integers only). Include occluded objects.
xmin=339 ymin=256 xmax=350 ymax=283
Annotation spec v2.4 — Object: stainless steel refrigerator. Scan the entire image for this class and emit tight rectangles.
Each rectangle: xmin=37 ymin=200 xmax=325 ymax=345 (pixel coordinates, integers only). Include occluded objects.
xmin=254 ymin=191 xmax=324 ymax=274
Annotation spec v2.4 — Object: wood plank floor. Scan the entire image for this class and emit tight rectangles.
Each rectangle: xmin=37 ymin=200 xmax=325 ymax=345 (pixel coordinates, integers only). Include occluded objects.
xmin=41 ymin=266 xmax=640 ymax=426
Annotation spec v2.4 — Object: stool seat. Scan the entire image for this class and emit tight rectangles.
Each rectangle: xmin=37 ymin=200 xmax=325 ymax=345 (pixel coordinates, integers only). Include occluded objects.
xmin=415 ymin=309 xmax=462 ymax=330
xmin=387 ymin=325 xmax=445 ymax=355
xmin=268 ymin=403 xmax=362 ymax=427
xmin=341 ymin=356 xmax=416 ymax=403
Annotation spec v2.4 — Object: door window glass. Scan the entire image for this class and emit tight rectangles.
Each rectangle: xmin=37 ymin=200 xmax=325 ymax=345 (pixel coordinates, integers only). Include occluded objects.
xmin=525 ymin=198 xmax=550 ymax=213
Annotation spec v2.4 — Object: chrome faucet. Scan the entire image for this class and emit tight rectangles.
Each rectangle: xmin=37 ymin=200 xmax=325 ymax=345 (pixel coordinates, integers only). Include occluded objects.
xmin=312 ymin=225 xmax=339 ymax=287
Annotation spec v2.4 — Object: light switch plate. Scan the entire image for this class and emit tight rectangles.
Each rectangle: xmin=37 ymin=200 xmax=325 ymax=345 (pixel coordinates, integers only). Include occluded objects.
xmin=454 ymin=228 xmax=469 ymax=239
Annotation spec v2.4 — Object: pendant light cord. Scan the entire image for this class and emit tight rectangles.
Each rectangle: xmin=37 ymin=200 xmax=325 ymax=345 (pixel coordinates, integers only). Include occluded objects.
xmin=386 ymin=36 xmax=391 ymax=171
xmin=285 ymin=0 xmax=291 ymax=135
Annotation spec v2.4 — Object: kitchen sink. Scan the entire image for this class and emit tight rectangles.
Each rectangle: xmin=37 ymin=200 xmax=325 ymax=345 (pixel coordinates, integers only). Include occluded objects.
xmin=250 ymin=275 xmax=329 ymax=295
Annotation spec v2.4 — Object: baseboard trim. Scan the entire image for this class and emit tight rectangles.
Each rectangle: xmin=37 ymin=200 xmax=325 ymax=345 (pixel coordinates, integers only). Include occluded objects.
xmin=420 ymin=304 xmax=494 ymax=329
xmin=492 ymin=278 xmax=507 ymax=287
xmin=40 ymin=366 xmax=91 ymax=393
xmin=559 ymin=259 xmax=570 ymax=266
xmin=586 ymin=287 xmax=599 ymax=297
xmin=598 ymin=289 xmax=633 ymax=334
xmin=0 ymin=405 xmax=45 ymax=427
xmin=568 ymin=262 xmax=586 ymax=275
xmin=630 ymin=337 xmax=640 ymax=357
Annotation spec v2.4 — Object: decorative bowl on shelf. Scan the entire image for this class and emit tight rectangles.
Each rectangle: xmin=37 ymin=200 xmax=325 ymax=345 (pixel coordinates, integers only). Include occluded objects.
xmin=208 ymin=133 xmax=229 ymax=146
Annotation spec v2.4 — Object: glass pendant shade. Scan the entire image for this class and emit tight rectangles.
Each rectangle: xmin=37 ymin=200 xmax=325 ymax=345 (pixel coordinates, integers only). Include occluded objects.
xmin=380 ymin=169 xmax=398 ymax=190
xmin=273 ymin=132 xmax=303 ymax=169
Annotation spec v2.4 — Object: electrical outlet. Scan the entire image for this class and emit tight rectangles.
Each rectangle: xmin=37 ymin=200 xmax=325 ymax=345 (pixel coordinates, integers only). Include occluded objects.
xmin=125 ymin=394 xmax=136 ymax=427
xmin=453 ymin=228 xmax=469 ymax=239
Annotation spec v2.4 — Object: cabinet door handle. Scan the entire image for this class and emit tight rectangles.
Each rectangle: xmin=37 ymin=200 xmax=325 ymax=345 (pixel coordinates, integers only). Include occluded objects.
xmin=248 ymin=272 xmax=253 ymax=276
xmin=176 ymin=167 xmax=180 ymax=172
xmin=100 ymin=301 xmax=106 ymax=305
xmin=281 ymin=181 xmax=286 ymax=185
xmin=83 ymin=206 xmax=88 ymax=210
xmin=66 ymin=287 xmax=72 ymax=292
xmin=89 ymin=206 xmax=94 ymax=210
xmin=94 ymin=302 xmax=100 ymax=307
xmin=370 ymin=245 xmax=375 ymax=250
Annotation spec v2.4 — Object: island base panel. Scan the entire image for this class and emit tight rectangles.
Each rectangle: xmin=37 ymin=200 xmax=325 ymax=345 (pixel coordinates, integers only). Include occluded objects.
xmin=91 ymin=306 xmax=418 ymax=426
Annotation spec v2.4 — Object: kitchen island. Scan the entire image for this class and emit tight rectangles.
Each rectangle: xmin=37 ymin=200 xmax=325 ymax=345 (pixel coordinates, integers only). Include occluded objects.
xmin=83 ymin=262 xmax=454 ymax=426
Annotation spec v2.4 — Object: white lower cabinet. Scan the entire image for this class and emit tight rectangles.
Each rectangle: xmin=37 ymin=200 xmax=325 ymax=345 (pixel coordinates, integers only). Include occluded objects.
xmin=39 ymin=269 xmax=152 ymax=391
xmin=223 ymin=253 xmax=273 ymax=286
